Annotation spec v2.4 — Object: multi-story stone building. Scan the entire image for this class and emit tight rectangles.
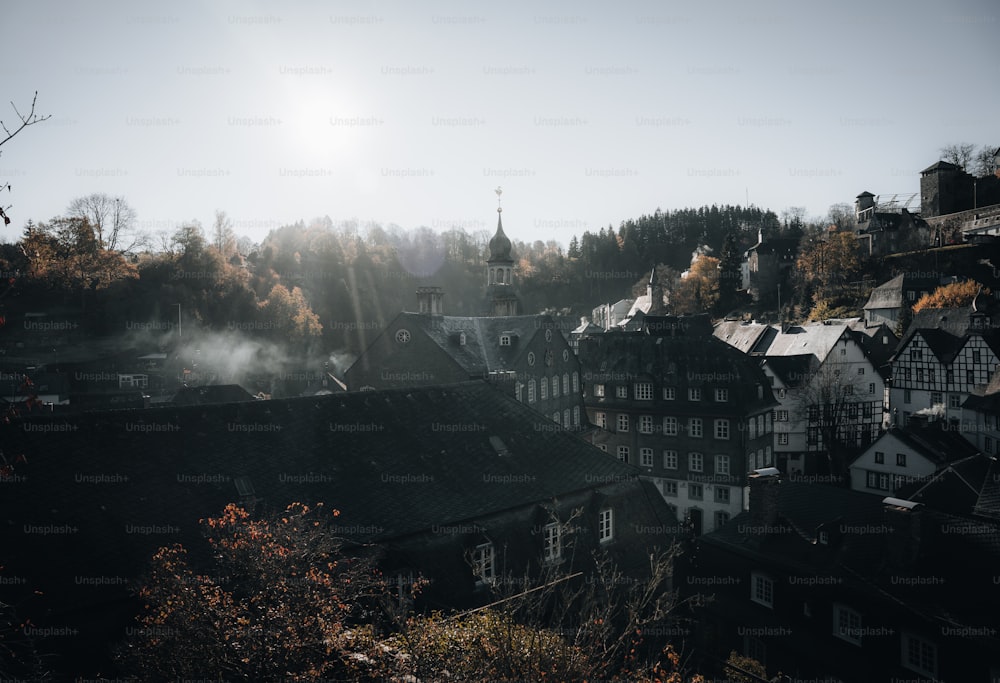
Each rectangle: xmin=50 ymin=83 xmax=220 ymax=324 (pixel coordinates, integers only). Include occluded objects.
xmin=714 ymin=319 xmax=888 ymax=478
xmin=578 ymin=315 xmax=777 ymax=535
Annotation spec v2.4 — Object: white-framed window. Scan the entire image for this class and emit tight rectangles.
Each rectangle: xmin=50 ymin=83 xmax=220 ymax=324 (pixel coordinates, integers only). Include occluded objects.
xmin=639 ymin=415 xmax=654 ymax=434
xmin=635 ymin=382 xmax=653 ymax=400
xmin=572 ymin=372 xmax=579 ymax=393
xmin=515 ymin=383 xmax=523 ymax=402
xmin=689 ymin=452 xmax=703 ymax=472
xmin=551 ymin=376 xmax=559 ymax=398
xmin=640 ymin=447 xmax=654 ymax=467
xmin=715 ymin=388 xmax=729 ymax=402
xmin=528 ymin=380 xmax=536 ymax=404
xmin=594 ymin=384 xmax=605 ymax=397
xmin=563 ymin=374 xmax=569 ymax=394
xmin=472 ymin=542 xmax=495 ymax=584
xmin=777 ymin=433 xmax=789 ymax=445
xmin=715 ymin=455 xmax=730 ymax=476
xmin=598 ymin=508 xmax=614 ymax=543
xmin=552 ymin=411 xmax=560 ymax=424
xmin=689 ymin=418 xmax=703 ymax=438
xmin=833 ymin=604 xmax=862 ymax=646
xmin=776 ymin=409 xmax=789 ymax=421
xmin=500 ymin=334 xmax=511 ymax=347
xmin=542 ymin=522 xmax=562 ymax=562
xmin=688 ymin=387 xmax=702 ymax=401
xmin=688 ymin=484 xmax=703 ymax=500
xmin=663 ymin=450 xmax=678 ymax=469
xmin=751 ymin=572 xmax=774 ymax=608
xmin=663 ymin=416 xmax=678 ymax=436
xmin=714 ymin=419 xmax=730 ymax=440
xmin=663 ymin=387 xmax=676 ymax=400
xmin=948 ymin=394 xmax=961 ymax=408
xmin=901 ymin=633 xmax=937 ymax=679
xmin=616 ymin=385 xmax=628 ymax=399
xmin=857 ymin=367 xmax=865 ymax=375
xmin=563 ymin=408 xmax=570 ymax=427
xmin=617 ymin=414 xmax=629 ymax=432
xmin=715 ymin=486 xmax=730 ymax=503
xmin=595 ymin=411 xmax=606 ymax=428
xmin=663 ymin=480 xmax=678 ymax=496
xmin=617 ymin=445 xmax=629 ymax=462
xmin=869 ymin=382 xmax=876 ymax=394
xmin=572 ymin=406 xmax=580 ymax=427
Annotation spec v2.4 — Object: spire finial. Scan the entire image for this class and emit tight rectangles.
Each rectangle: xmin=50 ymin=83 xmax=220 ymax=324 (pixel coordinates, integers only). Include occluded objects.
xmin=495 ymin=186 xmax=503 ymax=213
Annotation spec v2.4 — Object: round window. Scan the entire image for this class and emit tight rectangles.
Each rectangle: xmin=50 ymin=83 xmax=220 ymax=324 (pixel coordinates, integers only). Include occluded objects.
xmin=395 ymin=329 xmax=411 ymax=344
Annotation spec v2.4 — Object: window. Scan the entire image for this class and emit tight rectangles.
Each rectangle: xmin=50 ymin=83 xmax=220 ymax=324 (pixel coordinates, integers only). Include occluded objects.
xmin=598 ymin=508 xmax=614 ymax=543
xmin=595 ymin=411 xmax=606 ymax=428
xmin=689 ymin=418 xmax=703 ymax=438
xmin=901 ymin=633 xmax=937 ymax=679
xmin=640 ymin=448 xmax=654 ymax=467
xmin=904 ymin=368 xmax=911 ymax=381
xmin=663 ymin=450 xmax=678 ymax=469
xmin=515 ymin=383 xmax=523 ymax=402
xmin=715 ymin=486 xmax=730 ymax=503
xmin=551 ymin=376 xmax=559 ymax=398
xmin=917 ymin=369 xmax=924 ymax=382
xmin=857 ymin=367 xmax=865 ymax=375
xmin=528 ymin=380 xmax=536 ymax=404
xmin=616 ymin=385 xmax=628 ymax=399
xmin=594 ymin=384 xmax=605 ymax=397
xmin=896 ymin=453 xmax=907 ymax=467
xmin=715 ymin=388 xmax=729 ymax=402
xmin=751 ymin=572 xmax=774 ymax=608
xmin=552 ymin=411 xmax=560 ymax=424
xmin=617 ymin=414 xmax=629 ymax=432
xmin=635 ymin=382 xmax=653 ymax=400
xmin=688 ymin=387 xmax=702 ymax=401
xmin=777 ymin=433 xmax=789 ymax=445
xmin=540 ymin=379 xmax=548 ymax=400
xmin=689 ymin=452 xmax=703 ymax=472
xmin=663 ymin=480 xmax=678 ymax=497
xmin=974 ymin=350 xmax=982 ymax=363
xmin=874 ymin=451 xmax=884 ymax=464
xmin=929 ymin=369 xmax=936 ymax=382
xmin=598 ymin=444 xmax=608 ymax=453
xmin=500 ymin=334 xmax=511 ymax=347
xmin=985 ymin=436 xmax=993 ymax=454
xmin=866 ymin=471 xmax=889 ymax=491
xmin=715 ymin=454 xmax=730 ymax=476
xmin=833 ymin=604 xmax=862 ymax=646
xmin=688 ymin=483 xmax=703 ymax=500
xmin=572 ymin=372 xmax=579 ymax=393
xmin=617 ymin=446 xmax=629 ymax=463
xmin=808 ymin=405 xmax=819 ymax=421
xmin=543 ymin=523 xmax=561 ymax=563
xmin=564 ymin=408 xmax=571 ymax=427
xmin=776 ymin=409 xmax=789 ymax=421
xmin=910 ymin=348 xmax=922 ymax=361
xmin=903 ymin=389 xmax=911 ymax=404
xmin=563 ymin=374 xmax=569 ymax=394
xmin=949 ymin=394 xmax=961 ymax=408
xmin=472 ymin=543 xmax=495 ymax=584
xmin=930 ymin=392 xmax=942 ymax=405
xmin=714 ymin=511 xmax=730 ymax=529
xmin=714 ymin=419 xmax=730 ymax=440
xmin=639 ymin=415 xmax=654 ymax=434
xmin=968 ymin=370 xmax=975 ymax=383
xmin=572 ymin=406 xmax=580 ymax=427
xmin=663 ymin=417 xmax=678 ymax=436
xmin=869 ymin=382 xmax=875 ymax=394
xmin=946 ymin=370 xmax=954 ymax=385
xmin=663 ymin=387 xmax=676 ymax=400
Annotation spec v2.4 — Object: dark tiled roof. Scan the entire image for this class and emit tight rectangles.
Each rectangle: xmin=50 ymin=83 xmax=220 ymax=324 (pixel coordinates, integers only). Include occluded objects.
xmin=921 ymin=160 xmax=962 ymax=174
xmin=974 ymin=457 xmax=1000 ymax=520
xmin=895 ymin=454 xmax=995 ymax=516
xmin=876 ymin=423 xmax=982 ymax=467
xmin=763 ymin=355 xmax=814 ymax=388
xmin=863 ymin=274 xmax=904 ymax=310
xmin=171 ymin=384 xmax=256 ymax=405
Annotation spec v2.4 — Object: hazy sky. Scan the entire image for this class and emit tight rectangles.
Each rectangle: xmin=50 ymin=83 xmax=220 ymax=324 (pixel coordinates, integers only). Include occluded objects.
xmin=3 ymin=0 xmax=998 ymax=249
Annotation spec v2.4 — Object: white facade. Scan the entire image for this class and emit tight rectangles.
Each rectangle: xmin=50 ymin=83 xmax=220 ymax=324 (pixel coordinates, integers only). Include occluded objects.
xmin=849 ymin=430 xmax=944 ymax=495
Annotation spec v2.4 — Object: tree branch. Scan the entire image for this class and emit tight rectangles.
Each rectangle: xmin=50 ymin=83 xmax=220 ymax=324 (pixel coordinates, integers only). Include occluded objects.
xmin=0 ymin=91 xmax=51 ymax=149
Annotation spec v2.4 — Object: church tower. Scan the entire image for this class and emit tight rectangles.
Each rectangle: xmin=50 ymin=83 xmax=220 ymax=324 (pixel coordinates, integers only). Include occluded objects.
xmin=485 ymin=187 xmax=521 ymax=317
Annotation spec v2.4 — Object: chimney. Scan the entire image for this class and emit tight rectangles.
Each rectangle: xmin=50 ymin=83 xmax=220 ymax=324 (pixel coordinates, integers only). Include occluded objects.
xmin=883 ymin=497 xmax=923 ymax=570
xmin=416 ymin=286 xmax=443 ymax=316
xmin=748 ymin=467 xmax=781 ymax=526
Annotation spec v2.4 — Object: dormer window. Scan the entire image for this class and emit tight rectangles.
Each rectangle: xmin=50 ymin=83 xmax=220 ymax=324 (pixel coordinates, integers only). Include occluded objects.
xmin=500 ymin=334 xmax=511 ymax=346
xmin=459 ymin=332 xmax=466 ymax=346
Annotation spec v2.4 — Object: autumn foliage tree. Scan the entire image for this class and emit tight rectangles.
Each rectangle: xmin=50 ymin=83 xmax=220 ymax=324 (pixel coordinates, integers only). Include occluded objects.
xmin=912 ymin=280 xmax=990 ymax=312
xmin=794 ymin=231 xmax=863 ymax=318
xmin=120 ymin=503 xmax=384 ymax=681
xmin=671 ymin=254 xmax=720 ymax=315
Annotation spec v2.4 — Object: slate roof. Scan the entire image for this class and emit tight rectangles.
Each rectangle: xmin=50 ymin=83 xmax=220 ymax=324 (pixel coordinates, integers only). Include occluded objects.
xmin=866 ymin=422 xmax=982 ymax=467
xmin=921 ymin=160 xmax=962 ymax=174
xmin=891 ymin=307 xmax=973 ymax=364
xmin=712 ymin=320 xmax=773 ymax=355
xmin=863 ymin=274 xmax=905 ymax=310
xmin=895 ymin=453 xmax=996 ymax=517
xmin=762 ymin=354 xmax=814 ymax=388
xmin=389 ymin=312 xmax=556 ymax=376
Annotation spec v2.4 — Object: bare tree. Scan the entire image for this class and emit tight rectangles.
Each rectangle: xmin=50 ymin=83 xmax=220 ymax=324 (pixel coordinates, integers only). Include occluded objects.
xmin=973 ymin=145 xmax=999 ymax=178
xmin=1 ymin=91 xmax=51 ymax=226
xmin=212 ymin=209 xmax=237 ymax=259
xmin=66 ymin=193 xmax=145 ymax=253
xmin=940 ymin=143 xmax=976 ymax=171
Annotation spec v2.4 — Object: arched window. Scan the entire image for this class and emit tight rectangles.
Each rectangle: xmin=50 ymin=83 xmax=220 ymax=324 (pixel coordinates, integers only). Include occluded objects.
xmin=528 ymin=380 xmax=536 ymax=403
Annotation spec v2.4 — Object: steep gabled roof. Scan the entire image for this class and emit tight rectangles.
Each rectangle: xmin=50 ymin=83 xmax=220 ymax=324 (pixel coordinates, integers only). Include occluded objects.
xmin=762 ymin=354 xmax=814 ymax=388
xmin=894 ymin=453 xmax=995 ymax=516
xmin=866 ymin=423 xmax=982 ymax=468
xmin=712 ymin=320 xmax=773 ymax=355
xmin=891 ymin=307 xmax=972 ymax=364
xmin=921 ymin=160 xmax=962 ymax=174
xmin=863 ymin=274 xmax=905 ymax=310
xmin=761 ymin=322 xmax=850 ymax=363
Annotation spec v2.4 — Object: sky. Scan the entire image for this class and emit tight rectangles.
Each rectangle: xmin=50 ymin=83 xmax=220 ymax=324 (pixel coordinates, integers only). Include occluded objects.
xmin=2 ymin=0 xmax=998 ymax=250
